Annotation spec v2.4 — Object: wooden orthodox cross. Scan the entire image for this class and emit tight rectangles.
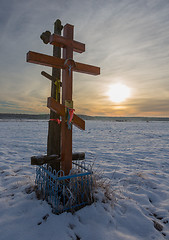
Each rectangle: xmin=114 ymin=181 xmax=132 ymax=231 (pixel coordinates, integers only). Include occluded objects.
xmin=27 ymin=21 xmax=100 ymax=175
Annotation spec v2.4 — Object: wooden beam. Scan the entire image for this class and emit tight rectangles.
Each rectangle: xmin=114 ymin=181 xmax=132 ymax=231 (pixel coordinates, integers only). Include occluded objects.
xmin=27 ymin=51 xmax=64 ymax=68
xmin=27 ymin=51 xmax=100 ymax=76
xmin=31 ymin=154 xmax=60 ymax=165
xmin=47 ymin=97 xmax=65 ymax=116
xmin=31 ymin=152 xmax=85 ymax=165
xmin=72 ymin=152 xmax=85 ymax=160
xmin=41 ymin=71 xmax=57 ymax=82
xmin=50 ymin=33 xmax=85 ymax=53
xmin=75 ymin=61 xmax=100 ymax=75
xmin=47 ymin=97 xmax=85 ymax=130
xmin=61 ymin=24 xmax=74 ymax=176
xmin=72 ymin=114 xmax=85 ymax=130
xmin=41 ymin=71 xmax=62 ymax=87
xmin=47 ymin=19 xmax=62 ymax=172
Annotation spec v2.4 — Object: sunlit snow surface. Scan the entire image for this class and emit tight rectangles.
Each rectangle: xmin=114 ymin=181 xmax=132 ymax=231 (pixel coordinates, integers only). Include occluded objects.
xmin=0 ymin=120 xmax=169 ymax=240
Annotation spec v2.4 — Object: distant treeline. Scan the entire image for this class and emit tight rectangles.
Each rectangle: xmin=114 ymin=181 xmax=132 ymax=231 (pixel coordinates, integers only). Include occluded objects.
xmin=85 ymin=116 xmax=169 ymax=122
xmin=0 ymin=113 xmax=169 ymax=122
xmin=0 ymin=113 xmax=50 ymax=120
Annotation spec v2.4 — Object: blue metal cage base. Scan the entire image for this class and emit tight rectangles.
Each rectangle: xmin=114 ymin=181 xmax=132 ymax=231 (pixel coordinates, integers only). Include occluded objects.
xmin=35 ymin=161 xmax=93 ymax=214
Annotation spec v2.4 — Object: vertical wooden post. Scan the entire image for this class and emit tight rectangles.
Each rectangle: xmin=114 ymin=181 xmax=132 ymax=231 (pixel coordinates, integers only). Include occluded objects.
xmin=61 ymin=24 xmax=74 ymax=175
xmin=47 ymin=19 xmax=63 ymax=171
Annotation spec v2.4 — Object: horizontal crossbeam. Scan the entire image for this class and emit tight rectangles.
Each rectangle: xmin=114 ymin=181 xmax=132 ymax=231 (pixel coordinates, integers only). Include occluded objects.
xmin=50 ymin=33 xmax=85 ymax=53
xmin=27 ymin=51 xmax=100 ymax=75
xmin=31 ymin=152 xmax=85 ymax=165
xmin=31 ymin=154 xmax=60 ymax=165
xmin=47 ymin=97 xmax=85 ymax=130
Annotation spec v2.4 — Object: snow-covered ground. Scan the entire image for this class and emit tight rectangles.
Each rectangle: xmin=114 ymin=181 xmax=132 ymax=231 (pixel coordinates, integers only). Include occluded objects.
xmin=0 ymin=120 xmax=169 ymax=240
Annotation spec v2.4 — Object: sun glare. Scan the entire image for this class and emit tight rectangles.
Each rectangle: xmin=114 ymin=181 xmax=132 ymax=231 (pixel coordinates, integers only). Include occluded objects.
xmin=108 ymin=83 xmax=131 ymax=103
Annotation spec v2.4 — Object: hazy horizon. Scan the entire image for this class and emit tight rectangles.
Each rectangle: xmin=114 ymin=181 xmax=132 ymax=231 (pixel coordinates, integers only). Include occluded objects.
xmin=1 ymin=112 xmax=169 ymax=120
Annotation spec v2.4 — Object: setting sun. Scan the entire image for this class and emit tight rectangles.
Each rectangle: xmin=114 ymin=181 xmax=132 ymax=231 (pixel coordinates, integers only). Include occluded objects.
xmin=107 ymin=83 xmax=131 ymax=103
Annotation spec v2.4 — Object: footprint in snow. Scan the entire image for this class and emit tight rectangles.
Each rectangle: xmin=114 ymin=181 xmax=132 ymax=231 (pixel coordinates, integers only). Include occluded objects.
xmin=37 ymin=214 xmax=49 ymax=225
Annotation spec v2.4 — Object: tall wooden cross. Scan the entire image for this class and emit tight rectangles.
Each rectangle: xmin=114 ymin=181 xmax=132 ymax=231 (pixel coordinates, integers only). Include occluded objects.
xmin=27 ymin=22 xmax=100 ymax=175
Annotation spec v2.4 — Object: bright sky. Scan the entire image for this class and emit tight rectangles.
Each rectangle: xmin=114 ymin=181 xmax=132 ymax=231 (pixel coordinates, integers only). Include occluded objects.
xmin=0 ymin=0 xmax=169 ymax=117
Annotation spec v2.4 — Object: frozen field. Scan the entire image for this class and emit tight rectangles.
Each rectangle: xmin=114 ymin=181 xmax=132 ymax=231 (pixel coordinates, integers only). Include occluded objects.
xmin=0 ymin=120 xmax=169 ymax=240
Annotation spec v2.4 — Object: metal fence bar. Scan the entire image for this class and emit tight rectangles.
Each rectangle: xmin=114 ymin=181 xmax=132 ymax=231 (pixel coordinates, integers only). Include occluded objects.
xmin=35 ymin=161 xmax=93 ymax=214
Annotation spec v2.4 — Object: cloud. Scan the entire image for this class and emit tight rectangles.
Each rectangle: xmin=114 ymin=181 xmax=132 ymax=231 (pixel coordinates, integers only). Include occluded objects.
xmin=1 ymin=0 xmax=169 ymax=116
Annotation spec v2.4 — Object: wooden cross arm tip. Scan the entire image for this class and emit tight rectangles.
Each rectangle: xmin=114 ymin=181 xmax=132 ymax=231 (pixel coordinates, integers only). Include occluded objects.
xmin=72 ymin=114 xmax=85 ymax=130
xmin=27 ymin=51 xmax=65 ymax=68
xmin=50 ymin=34 xmax=85 ymax=53
xmin=75 ymin=62 xmax=100 ymax=75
